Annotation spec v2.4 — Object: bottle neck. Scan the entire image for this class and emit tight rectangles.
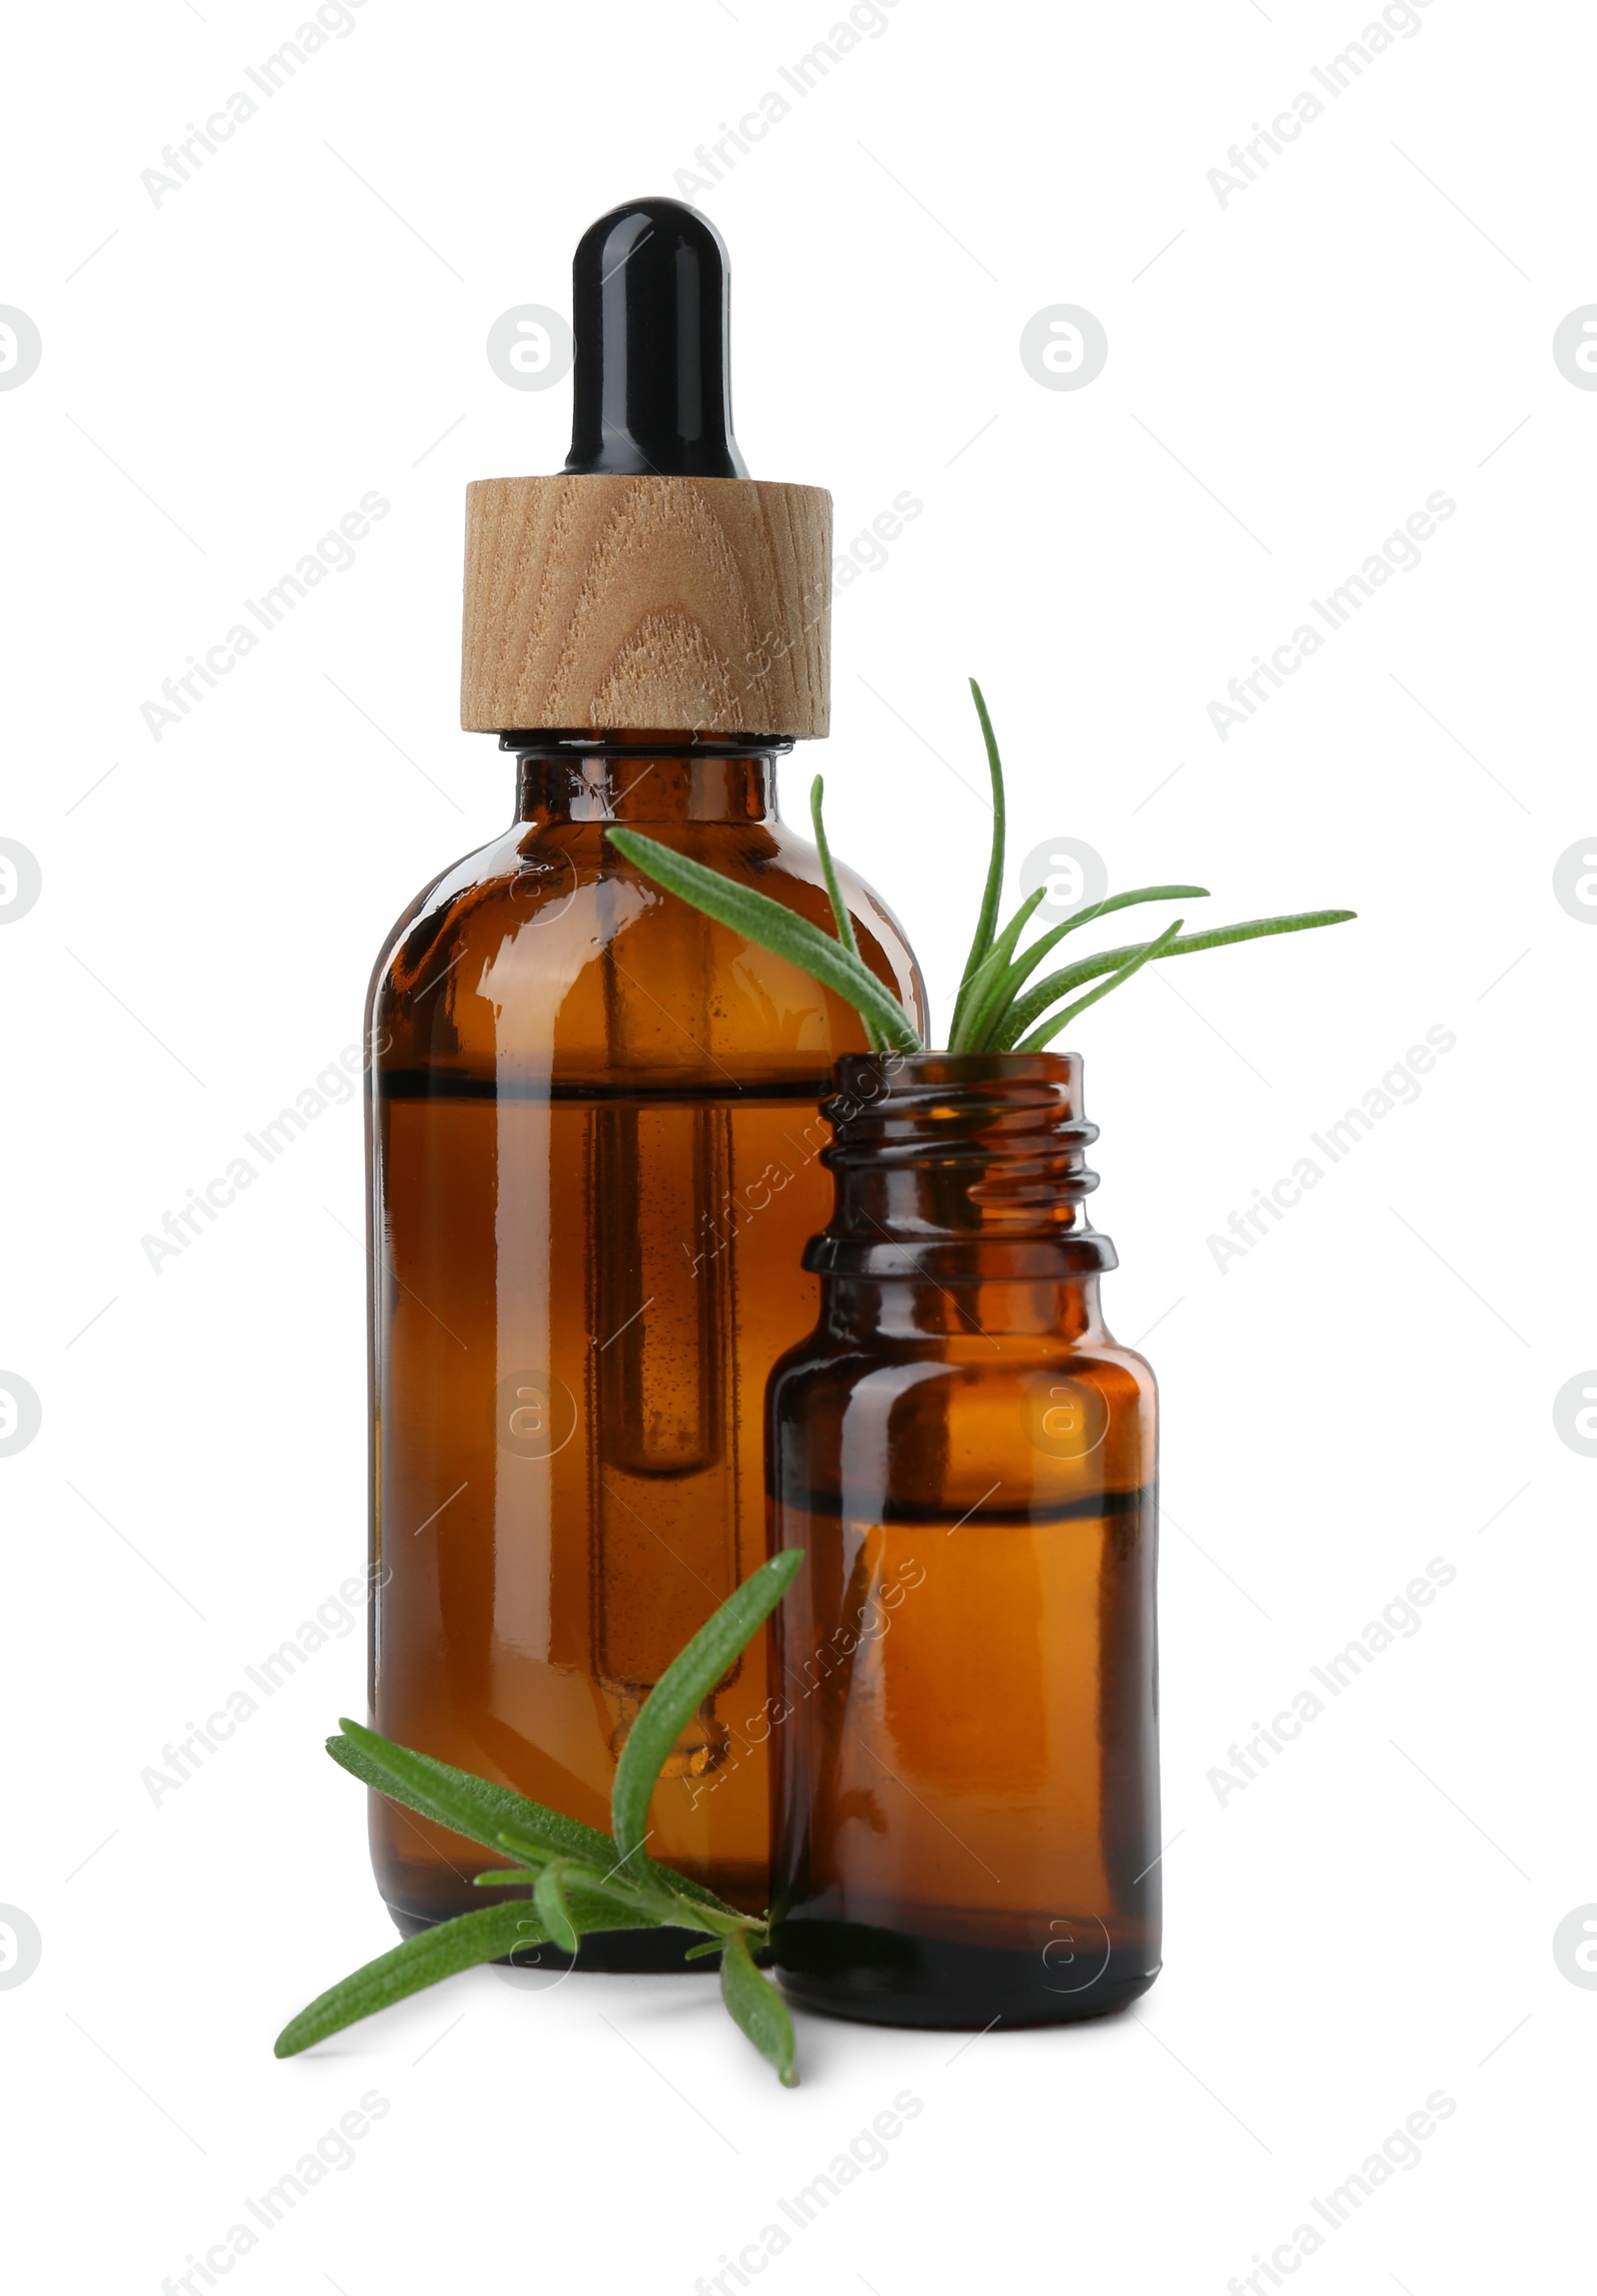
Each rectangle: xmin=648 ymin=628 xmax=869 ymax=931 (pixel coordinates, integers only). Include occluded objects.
xmin=807 ymin=1052 xmax=1118 ymax=1341
xmin=503 ymin=732 xmax=789 ymax=826
xmin=818 ymin=1269 xmax=1108 ymax=1343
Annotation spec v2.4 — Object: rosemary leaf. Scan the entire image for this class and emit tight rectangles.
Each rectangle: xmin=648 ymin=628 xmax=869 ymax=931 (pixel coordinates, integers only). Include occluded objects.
xmin=607 ymin=829 xmax=921 ymax=1055
xmin=612 ymin=1551 xmax=805 ymax=1869
xmin=809 ymin=776 xmax=879 ymax=1052
xmin=721 ymin=1927 xmax=798 ymax=2087
xmin=808 ymin=776 xmax=862 ymax=962
xmin=327 ymin=1722 xmax=617 ymax=1871
xmin=948 ymin=677 xmax=1007 ymax=1046
xmin=273 ymin=1904 xmax=561 ymax=2058
xmin=534 ymin=1865 xmax=581 ymax=1956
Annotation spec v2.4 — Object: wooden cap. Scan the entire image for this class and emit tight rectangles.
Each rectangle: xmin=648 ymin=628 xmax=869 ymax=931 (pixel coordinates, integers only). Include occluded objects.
xmin=460 ymin=474 xmax=830 ymax=737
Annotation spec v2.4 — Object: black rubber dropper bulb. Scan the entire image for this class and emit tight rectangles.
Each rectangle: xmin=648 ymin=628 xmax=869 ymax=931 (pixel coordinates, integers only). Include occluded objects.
xmin=563 ymin=198 xmax=749 ymax=480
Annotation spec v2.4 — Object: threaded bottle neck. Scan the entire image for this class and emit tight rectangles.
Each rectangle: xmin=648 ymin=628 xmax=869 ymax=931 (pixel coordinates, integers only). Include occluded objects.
xmin=805 ymin=1052 xmax=1117 ymax=1285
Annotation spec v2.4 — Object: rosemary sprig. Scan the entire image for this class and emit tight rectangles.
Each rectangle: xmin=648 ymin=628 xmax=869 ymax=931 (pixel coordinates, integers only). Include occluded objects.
xmin=606 ymin=680 xmax=1354 ymax=1050
xmin=275 ymin=1551 xmax=805 ymax=2085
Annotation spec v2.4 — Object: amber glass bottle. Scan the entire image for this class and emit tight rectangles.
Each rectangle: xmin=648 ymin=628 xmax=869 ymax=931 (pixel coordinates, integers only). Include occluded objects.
xmin=767 ymin=1052 xmax=1160 ymax=2026
xmin=366 ymin=738 xmax=921 ymax=1955
xmin=367 ymin=196 xmax=923 ymax=1961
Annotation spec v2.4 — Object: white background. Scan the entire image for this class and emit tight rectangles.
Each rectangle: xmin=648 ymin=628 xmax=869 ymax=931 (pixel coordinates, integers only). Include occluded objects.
xmin=2 ymin=0 xmax=1591 ymax=2288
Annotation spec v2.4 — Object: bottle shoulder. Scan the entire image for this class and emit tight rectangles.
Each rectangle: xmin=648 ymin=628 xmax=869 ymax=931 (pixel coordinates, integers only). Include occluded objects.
xmin=771 ymin=1330 xmax=1155 ymax=1389
xmin=367 ymin=814 xmax=924 ymax=1088
xmin=768 ymin=1329 xmax=1156 ymax=1509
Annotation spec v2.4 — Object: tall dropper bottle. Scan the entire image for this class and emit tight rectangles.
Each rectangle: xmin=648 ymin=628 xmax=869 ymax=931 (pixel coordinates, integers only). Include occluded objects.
xmin=366 ymin=198 xmax=922 ymax=1960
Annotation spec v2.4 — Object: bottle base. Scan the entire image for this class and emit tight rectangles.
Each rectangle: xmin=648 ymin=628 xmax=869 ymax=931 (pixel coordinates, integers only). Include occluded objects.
xmin=385 ymin=1902 xmax=725 ymax=1974
xmin=772 ymin=1916 xmax=1160 ymax=2029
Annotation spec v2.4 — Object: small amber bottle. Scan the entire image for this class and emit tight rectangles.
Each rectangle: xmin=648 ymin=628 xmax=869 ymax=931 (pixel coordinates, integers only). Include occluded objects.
xmin=767 ymin=1052 xmax=1161 ymax=2026
xmin=365 ymin=201 xmax=922 ymax=1959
